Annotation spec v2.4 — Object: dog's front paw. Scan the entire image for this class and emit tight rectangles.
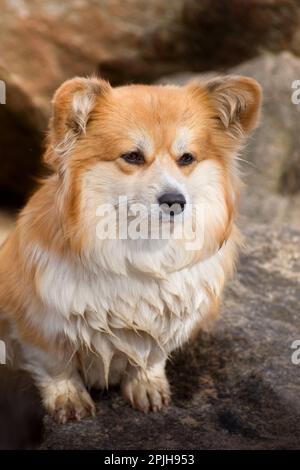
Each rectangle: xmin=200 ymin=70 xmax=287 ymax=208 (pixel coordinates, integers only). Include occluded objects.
xmin=122 ymin=369 xmax=171 ymax=414
xmin=43 ymin=379 xmax=96 ymax=424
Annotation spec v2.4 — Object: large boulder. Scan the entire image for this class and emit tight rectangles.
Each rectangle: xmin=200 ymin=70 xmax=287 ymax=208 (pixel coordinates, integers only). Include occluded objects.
xmin=1 ymin=1 xmax=300 ymax=202
xmin=1 ymin=0 xmax=300 ymax=93
xmin=41 ymin=224 xmax=300 ymax=450
xmin=158 ymin=52 xmax=300 ymax=227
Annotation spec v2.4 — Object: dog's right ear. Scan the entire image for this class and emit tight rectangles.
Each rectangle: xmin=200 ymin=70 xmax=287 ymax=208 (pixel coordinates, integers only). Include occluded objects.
xmin=45 ymin=76 xmax=111 ymax=168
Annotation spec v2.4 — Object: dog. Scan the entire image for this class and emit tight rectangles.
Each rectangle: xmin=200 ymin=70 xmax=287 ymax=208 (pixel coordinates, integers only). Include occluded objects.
xmin=0 ymin=75 xmax=261 ymax=423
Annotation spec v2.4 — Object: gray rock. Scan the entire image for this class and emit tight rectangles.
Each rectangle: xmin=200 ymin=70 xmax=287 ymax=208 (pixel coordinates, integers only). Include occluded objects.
xmin=41 ymin=224 xmax=300 ymax=450
xmin=157 ymin=52 xmax=300 ymax=228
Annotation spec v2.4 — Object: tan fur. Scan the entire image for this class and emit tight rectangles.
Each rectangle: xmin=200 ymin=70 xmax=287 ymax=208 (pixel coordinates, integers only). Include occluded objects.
xmin=0 ymin=76 xmax=261 ymax=422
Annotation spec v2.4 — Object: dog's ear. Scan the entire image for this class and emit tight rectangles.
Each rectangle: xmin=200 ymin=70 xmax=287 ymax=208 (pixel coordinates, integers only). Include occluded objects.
xmin=189 ymin=75 xmax=262 ymax=141
xmin=204 ymin=75 xmax=262 ymax=137
xmin=45 ymin=76 xmax=111 ymax=168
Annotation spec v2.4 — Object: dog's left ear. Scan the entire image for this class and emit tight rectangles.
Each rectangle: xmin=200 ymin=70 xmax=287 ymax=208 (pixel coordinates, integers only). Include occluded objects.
xmin=200 ymin=75 xmax=262 ymax=138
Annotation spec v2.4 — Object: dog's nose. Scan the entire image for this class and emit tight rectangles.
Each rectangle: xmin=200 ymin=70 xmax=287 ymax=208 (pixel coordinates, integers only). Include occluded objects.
xmin=158 ymin=192 xmax=186 ymax=215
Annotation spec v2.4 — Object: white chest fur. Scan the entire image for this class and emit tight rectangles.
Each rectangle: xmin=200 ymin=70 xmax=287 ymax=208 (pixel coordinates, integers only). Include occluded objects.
xmin=31 ymin=239 xmax=231 ymax=385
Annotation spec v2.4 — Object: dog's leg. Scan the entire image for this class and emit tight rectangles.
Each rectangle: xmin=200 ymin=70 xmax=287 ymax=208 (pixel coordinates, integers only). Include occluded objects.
xmin=21 ymin=344 xmax=95 ymax=424
xmin=121 ymin=359 xmax=171 ymax=413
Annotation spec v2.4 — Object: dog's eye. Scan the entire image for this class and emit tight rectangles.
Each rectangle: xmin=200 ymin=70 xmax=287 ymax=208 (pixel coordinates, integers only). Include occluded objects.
xmin=121 ymin=151 xmax=145 ymax=165
xmin=177 ymin=153 xmax=196 ymax=166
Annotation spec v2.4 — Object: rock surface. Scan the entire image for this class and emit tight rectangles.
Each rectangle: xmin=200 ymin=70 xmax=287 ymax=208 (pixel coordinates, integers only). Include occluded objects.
xmin=41 ymin=224 xmax=300 ymax=450
xmin=158 ymin=52 xmax=300 ymax=228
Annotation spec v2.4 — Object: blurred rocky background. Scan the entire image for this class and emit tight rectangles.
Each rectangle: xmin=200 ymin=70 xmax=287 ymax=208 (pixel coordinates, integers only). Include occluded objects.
xmin=1 ymin=0 xmax=300 ymax=223
xmin=0 ymin=0 xmax=299 ymax=450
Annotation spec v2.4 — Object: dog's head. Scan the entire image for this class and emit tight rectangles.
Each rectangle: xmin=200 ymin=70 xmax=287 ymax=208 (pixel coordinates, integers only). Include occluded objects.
xmin=45 ymin=76 xmax=261 ymax=269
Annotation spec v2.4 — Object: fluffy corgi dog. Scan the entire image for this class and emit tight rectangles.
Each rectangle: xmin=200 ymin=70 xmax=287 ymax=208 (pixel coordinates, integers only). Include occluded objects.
xmin=0 ymin=75 xmax=261 ymax=423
